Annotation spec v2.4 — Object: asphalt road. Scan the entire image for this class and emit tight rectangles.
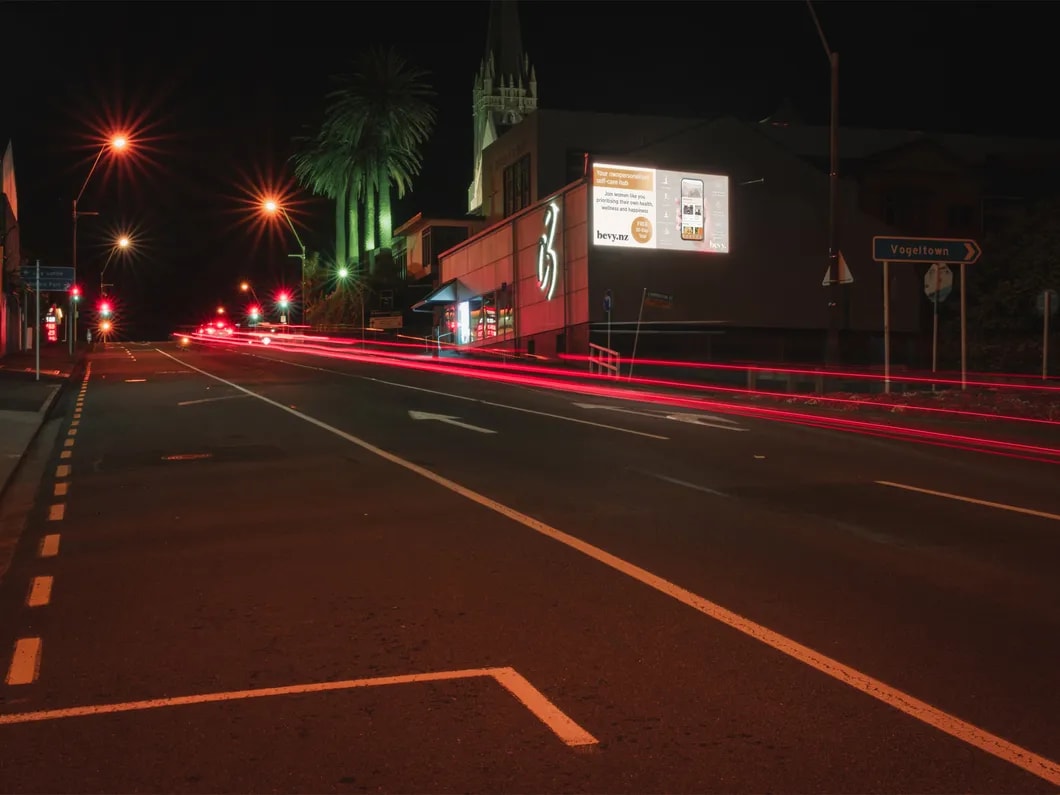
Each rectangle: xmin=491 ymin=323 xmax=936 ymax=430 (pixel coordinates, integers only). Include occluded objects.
xmin=1 ymin=339 xmax=1059 ymax=793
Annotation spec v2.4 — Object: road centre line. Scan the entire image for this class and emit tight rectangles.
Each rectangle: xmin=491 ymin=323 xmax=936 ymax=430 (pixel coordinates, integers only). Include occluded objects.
xmin=47 ymin=504 xmax=64 ymax=521
xmin=245 ymin=352 xmax=669 ymax=441
xmin=876 ymin=480 xmax=1060 ymax=523
xmin=0 ymin=665 xmax=598 ymax=747
xmin=26 ymin=576 xmax=53 ymax=607
xmin=177 ymin=394 xmax=251 ymax=407
xmin=39 ymin=535 xmax=59 ymax=558
xmin=157 ymin=348 xmax=1060 ymax=786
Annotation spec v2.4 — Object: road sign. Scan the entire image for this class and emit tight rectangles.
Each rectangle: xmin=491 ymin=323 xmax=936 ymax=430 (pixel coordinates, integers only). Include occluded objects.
xmin=821 ymin=251 xmax=854 ymax=286
xmin=872 ymin=236 xmax=980 ymax=265
xmin=19 ymin=265 xmax=75 ymax=292
xmin=603 ymin=289 xmax=613 ymax=313
xmin=370 ymin=313 xmax=403 ymax=330
xmin=924 ymin=263 xmax=954 ymax=304
xmin=1038 ymin=288 xmax=1059 ymax=317
xmin=644 ymin=291 xmax=673 ymax=309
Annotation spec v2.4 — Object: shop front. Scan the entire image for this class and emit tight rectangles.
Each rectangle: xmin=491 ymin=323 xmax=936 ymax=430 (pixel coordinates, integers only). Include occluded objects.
xmin=417 ymin=180 xmax=589 ymax=357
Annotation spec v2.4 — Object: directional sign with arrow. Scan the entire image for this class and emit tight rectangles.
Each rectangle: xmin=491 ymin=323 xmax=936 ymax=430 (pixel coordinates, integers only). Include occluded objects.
xmin=408 ymin=410 xmax=496 ymax=434
xmin=872 ymin=236 xmax=981 ymax=265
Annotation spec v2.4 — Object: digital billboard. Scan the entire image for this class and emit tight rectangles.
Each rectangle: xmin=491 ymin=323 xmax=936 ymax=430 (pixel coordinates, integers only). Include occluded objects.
xmin=591 ymin=163 xmax=729 ymax=253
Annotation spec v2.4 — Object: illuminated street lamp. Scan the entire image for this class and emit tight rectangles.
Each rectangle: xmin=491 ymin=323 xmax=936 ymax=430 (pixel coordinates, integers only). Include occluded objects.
xmin=72 ymin=133 xmax=130 ymax=353
xmin=99 ymin=234 xmax=132 ymax=296
xmin=337 ymin=266 xmax=349 ymax=280
xmin=261 ymin=198 xmax=307 ymax=325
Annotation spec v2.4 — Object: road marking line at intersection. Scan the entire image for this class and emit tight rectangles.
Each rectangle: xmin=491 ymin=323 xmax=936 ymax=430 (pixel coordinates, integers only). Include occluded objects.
xmin=876 ymin=481 xmax=1060 ymax=522
xmin=157 ymin=349 xmax=1060 ymax=786
xmin=0 ymin=666 xmax=598 ymax=747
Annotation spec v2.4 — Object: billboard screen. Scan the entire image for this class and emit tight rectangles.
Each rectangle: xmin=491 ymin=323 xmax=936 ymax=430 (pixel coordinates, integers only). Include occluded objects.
xmin=591 ymin=163 xmax=729 ymax=253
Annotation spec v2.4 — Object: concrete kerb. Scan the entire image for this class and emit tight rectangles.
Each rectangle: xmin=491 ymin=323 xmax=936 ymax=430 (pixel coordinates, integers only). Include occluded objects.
xmin=0 ymin=354 xmax=85 ymax=503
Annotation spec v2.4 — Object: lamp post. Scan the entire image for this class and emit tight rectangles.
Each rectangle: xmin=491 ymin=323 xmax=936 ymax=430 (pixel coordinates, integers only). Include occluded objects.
xmin=72 ymin=134 xmax=128 ymax=355
xmin=99 ymin=235 xmax=131 ymax=296
xmin=806 ymin=1 xmax=842 ymax=365
xmin=262 ymin=199 xmax=307 ymax=326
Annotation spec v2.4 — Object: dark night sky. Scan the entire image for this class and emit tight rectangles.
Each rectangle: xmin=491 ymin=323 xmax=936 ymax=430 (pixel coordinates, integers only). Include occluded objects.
xmin=1 ymin=0 xmax=1054 ymax=338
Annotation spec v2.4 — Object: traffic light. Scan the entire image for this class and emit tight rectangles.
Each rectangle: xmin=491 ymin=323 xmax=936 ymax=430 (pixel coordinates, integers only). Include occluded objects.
xmin=277 ymin=292 xmax=290 ymax=309
xmin=70 ymin=285 xmax=81 ymax=302
xmin=98 ymin=300 xmax=112 ymax=318
xmin=249 ymin=305 xmax=261 ymax=320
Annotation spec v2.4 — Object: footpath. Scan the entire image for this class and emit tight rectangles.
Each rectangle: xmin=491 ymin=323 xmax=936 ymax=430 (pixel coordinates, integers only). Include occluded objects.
xmin=0 ymin=345 xmax=84 ymax=499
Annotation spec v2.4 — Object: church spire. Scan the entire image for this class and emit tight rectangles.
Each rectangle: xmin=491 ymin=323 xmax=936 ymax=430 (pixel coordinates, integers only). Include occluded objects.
xmin=468 ymin=0 xmax=538 ymax=216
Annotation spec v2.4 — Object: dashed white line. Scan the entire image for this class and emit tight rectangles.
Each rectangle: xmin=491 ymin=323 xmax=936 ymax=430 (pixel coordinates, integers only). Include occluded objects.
xmin=5 ymin=638 xmax=42 ymax=685
xmin=39 ymin=534 xmax=60 ymax=558
xmin=877 ymin=481 xmax=1060 ymax=522
xmin=26 ymin=576 xmax=53 ymax=607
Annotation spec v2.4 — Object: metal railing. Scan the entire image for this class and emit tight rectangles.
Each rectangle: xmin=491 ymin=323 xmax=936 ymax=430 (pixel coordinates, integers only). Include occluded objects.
xmin=588 ymin=343 xmax=621 ymax=378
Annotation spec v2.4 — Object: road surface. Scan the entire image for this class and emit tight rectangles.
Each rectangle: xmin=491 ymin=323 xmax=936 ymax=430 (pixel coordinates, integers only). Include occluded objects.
xmin=1 ymin=340 xmax=1058 ymax=793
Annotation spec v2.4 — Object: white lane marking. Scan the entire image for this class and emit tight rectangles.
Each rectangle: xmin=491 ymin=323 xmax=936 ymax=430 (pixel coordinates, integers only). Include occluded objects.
xmin=876 ymin=481 xmax=1060 ymax=523
xmin=246 ymin=352 xmax=669 ymax=441
xmin=0 ymin=666 xmax=598 ymax=747
xmin=408 ymin=410 xmax=496 ymax=434
xmin=5 ymin=638 xmax=42 ymax=685
xmin=47 ymin=504 xmax=65 ymax=521
xmin=67 ymin=428 xmax=77 ymax=437
xmin=39 ymin=534 xmax=60 ymax=558
xmin=26 ymin=576 xmax=53 ymax=607
xmin=59 ymin=450 xmax=72 ymax=460
xmin=156 ymin=348 xmax=1060 ymax=786
xmin=641 ymin=470 xmax=728 ymax=498
xmin=124 ymin=379 xmax=146 ymax=383
xmin=573 ymin=402 xmax=748 ymax=432
xmin=53 ymin=482 xmax=68 ymax=497
xmin=62 ymin=438 xmax=74 ymax=448
xmin=177 ymin=394 xmax=251 ymax=407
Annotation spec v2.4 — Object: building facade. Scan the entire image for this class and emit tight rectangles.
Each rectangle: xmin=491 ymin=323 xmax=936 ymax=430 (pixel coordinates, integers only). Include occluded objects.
xmin=418 ymin=114 xmax=923 ymax=364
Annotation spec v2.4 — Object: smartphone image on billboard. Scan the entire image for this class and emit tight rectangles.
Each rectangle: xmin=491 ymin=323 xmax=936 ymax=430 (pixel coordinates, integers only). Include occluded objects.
xmin=680 ymin=177 xmax=705 ymax=241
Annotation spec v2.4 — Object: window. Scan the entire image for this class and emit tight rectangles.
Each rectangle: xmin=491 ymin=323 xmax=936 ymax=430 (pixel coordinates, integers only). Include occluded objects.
xmin=503 ymin=153 xmax=532 ymax=217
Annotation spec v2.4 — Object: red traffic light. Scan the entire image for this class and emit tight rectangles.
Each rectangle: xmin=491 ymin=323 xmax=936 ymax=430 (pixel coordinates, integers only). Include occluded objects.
xmin=70 ymin=285 xmax=81 ymax=299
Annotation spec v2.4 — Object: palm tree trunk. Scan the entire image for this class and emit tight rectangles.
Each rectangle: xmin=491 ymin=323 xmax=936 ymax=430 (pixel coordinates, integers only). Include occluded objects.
xmin=334 ymin=189 xmax=347 ymax=271
xmin=347 ymin=183 xmax=360 ymax=271
xmin=378 ymin=166 xmax=393 ymax=249
xmin=364 ymin=187 xmax=376 ymax=254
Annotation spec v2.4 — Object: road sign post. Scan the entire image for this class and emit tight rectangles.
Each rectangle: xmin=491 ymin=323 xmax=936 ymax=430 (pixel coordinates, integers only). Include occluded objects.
xmin=35 ymin=260 xmax=40 ymax=381
xmin=629 ymin=288 xmax=647 ymax=381
xmin=603 ymin=289 xmax=613 ymax=353
xmin=1041 ymin=288 xmax=1057 ymax=381
xmin=872 ymin=237 xmax=981 ymax=393
xmin=924 ymin=263 xmax=954 ymax=374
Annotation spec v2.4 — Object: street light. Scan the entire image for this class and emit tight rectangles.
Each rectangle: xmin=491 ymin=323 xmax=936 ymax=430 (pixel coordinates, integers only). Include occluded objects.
xmin=806 ymin=1 xmax=842 ymax=365
xmin=72 ymin=133 xmax=129 ymax=354
xmin=99 ymin=235 xmax=131 ymax=296
xmin=261 ymin=198 xmax=307 ymax=325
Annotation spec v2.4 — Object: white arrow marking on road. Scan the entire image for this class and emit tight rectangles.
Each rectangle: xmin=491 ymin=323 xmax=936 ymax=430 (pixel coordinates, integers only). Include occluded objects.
xmin=572 ymin=403 xmax=747 ymax=432
xmin=408 ymin=410 xmax=497 ymax=434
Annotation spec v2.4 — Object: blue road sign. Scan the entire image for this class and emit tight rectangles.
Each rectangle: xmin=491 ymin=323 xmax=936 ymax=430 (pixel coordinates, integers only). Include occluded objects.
xmin=603 ymin=289 xmax=613 ymax=313
xmin=872 ymin=236 xmax=981 ymax=265
xmin=19 ymin=265 xmax=75 ymax=292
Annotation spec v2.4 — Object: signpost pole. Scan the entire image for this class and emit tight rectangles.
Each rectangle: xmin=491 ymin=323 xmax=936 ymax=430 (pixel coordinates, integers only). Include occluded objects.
xmin=1045 ymin=290 xmax=1052 ymax=381
xmin=931 ymin=264 xmax=940 ymax=374
xmin=35 ymin=260 xmax=41 ymax=382
xmin=960 ymin=263 xmax=968 ymax=390
xmin=629 ymin=287 xmax=647 ymax=380
xmin=607 ymin=308 xmax=611 ymax=353
xmin=883 ymin=261 xmax=891 ymax=394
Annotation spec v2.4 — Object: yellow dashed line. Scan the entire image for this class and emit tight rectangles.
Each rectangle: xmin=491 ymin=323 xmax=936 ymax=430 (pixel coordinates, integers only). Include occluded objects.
xmin=5 ymin=638 xmax=42 ymax=685
xmin=26 ymin=576 xmax=53 ymax=607
xmin=39 ymin=535 xmax=60 ymax=558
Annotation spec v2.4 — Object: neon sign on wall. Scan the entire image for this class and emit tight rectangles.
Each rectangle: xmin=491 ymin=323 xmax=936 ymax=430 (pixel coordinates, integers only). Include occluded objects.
xmin=537 ymin=200 xmax=560 ymax=300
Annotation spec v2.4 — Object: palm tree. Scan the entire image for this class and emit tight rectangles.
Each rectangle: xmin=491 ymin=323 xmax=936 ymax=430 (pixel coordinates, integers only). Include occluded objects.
xmin=326 ymin=45 xmax=436 ymax=251
xmin=292 ymin=125 xmax=363 ymax=272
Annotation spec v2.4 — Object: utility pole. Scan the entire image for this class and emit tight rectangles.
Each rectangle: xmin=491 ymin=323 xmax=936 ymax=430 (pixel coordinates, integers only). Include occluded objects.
xmin=808 ymin=0 xmax=843 ymax=365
